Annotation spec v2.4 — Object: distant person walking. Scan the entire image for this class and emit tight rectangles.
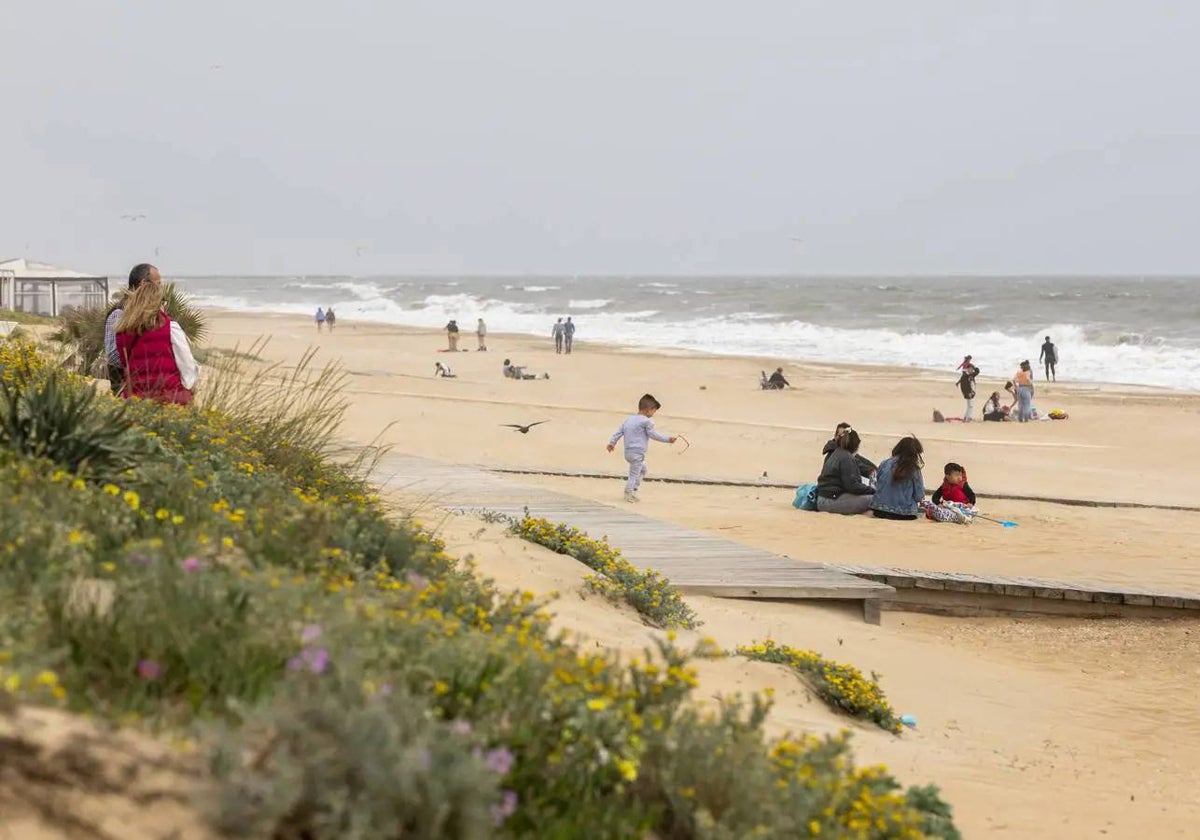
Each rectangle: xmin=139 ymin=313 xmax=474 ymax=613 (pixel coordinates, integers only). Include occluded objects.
xmin=325 ymin=308 xmax=336 ymax=332
xmin=315 ymin=307 xmax=326 ymax=332
xmin=1040 ymin=336 xmax=1058 ymax=381
xmin=1013 ymin=361 xmax=1035 ymax=422
xmin=477 ymin=318 xmax=488 ymax=351
xmin=552 ymin=318 xmax=565 ymax=354
xmin=446 ymin=319 xmax=460 ymax=351
xmin=564 ymin=317 xmax=576 ymax=354
xmin=957 ymin=364 xmax=979 ymax=421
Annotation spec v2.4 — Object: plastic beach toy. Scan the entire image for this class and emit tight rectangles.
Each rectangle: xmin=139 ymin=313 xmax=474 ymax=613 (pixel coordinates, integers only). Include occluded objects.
xmin=900 ymin=715 xmax=917 ymax=729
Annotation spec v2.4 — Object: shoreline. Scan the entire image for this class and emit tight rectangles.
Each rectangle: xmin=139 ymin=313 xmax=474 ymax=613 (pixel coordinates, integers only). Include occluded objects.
xmin=201 ymin=306 xmax=1198 ymax=398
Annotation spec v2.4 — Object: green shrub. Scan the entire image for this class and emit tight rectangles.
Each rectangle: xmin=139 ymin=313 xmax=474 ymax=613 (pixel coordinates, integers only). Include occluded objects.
xmin=208 ymin=674 xmax=505 ymax=840
xmin=0 ymin=368 xmax=145 ymax=479
xmin=737 ymin=640 xmax=901 ymax=733
xmin=511 ymin=514 xmax=699 ymax=630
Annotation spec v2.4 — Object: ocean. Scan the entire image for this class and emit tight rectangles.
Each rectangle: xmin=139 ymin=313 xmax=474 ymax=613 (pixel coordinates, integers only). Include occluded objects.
xmin=173 ymin=275 xmax=1200 ymax=391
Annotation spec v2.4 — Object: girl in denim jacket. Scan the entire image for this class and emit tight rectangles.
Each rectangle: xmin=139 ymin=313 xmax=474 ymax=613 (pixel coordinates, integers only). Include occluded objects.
xmin=871 ymin=436 xmax=925 ymax=521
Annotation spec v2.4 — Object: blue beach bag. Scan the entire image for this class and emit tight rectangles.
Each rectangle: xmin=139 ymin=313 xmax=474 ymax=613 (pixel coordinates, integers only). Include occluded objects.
xmin=793 ymin=482 xmax=819 ymax=511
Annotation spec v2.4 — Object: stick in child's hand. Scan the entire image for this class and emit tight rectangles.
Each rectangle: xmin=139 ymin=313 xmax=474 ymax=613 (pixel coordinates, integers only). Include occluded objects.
xmin=675 ymin=434 xmax=691 ymax=454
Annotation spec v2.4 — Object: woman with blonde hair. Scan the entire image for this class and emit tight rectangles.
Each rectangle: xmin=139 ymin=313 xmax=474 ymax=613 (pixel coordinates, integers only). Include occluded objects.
xmin=115 ymin=277 xmax=199 ymax=405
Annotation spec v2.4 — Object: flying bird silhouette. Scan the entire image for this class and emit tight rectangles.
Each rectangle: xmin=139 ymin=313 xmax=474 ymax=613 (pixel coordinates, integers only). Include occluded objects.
xmin=501 ymin=421 xmax=549 ymax=434
xmin=121 ymin=213 xmax=146 ymax=221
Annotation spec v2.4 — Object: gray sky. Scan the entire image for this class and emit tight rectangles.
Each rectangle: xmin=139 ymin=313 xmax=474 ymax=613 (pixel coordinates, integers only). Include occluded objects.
xmin=3 ymin=0 xmax=1198 ymax=276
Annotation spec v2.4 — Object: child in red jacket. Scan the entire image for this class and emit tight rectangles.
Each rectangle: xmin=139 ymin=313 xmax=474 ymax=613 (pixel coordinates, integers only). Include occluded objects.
xmin=927 ymin=462 xmax=977 ymax=522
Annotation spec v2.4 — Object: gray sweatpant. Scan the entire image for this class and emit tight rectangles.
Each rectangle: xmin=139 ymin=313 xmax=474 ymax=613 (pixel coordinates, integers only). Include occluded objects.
xmin=625 ymin=454 xmax=647 ymax=493
xmin=816 ymin=493 xmax=874 ymax=515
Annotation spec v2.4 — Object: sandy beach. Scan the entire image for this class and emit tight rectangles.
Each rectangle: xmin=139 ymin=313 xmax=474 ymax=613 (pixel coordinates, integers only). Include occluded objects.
xmin=207 ymin=311 xmax=1200 ymax=838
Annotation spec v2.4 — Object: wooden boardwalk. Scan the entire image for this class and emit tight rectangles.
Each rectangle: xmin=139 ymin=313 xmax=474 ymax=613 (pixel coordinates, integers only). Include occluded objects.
xmin=373 ymin=454 xmax=894 ymax=606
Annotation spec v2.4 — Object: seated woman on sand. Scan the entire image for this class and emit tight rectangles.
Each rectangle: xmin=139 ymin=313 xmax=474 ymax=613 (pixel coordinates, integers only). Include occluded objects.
xmin=982 ymin=391 xmax=1006 ymax=421
xmin=821 ymin=422 xmax=877 ymax=481
xmin=870 ymin=436 xmax=926 ymax=521
xmin=815 ymin=428 xmax=875 ymax=514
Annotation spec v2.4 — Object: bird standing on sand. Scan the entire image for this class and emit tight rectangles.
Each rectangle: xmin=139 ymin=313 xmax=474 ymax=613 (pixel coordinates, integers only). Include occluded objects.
xmin=501 ymin=421 xmax=549 ymax=435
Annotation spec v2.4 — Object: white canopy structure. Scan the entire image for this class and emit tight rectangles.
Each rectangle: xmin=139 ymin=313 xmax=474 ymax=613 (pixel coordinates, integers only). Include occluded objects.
xmin=0 ymin=258 xmax=109 ymax=316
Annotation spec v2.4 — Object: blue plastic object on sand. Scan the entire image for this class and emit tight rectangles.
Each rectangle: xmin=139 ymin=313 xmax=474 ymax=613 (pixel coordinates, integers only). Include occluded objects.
xmin=900 ymin=715 xmax=917 ymax=729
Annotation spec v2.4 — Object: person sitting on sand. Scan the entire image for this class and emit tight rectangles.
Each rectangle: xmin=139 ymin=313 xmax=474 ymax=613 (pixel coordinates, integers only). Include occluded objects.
xmin=815 ymin=428 xmax=875 ymax=515
xmin=822 ymin=422 xmax=876 ymax=480
xmin=982 ymin=391 xmax=1006 ymax=422
xmin=502 ymin=358 xmax=548 ymax=381
xmin=870 ymin=436 xmax=926 ymax=521
xmin=763 ymin=367 xmax=790 ymax=390
xmin=927 ymin=461 xmax=976 ymax=522
xmin=434 ymin=362 xmax=456 ymax=378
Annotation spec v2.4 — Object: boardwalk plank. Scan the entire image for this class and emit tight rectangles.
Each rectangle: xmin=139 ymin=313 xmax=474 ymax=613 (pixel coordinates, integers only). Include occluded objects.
xmin=375 ymin=454 xmax=892 ymax=601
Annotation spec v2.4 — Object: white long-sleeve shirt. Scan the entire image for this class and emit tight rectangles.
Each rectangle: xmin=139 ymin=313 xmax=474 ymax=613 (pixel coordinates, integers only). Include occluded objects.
xmin=170 ymin=321 xmax=200 ymax=389
xmin=609 ymin=414 xmax=670 ymax=458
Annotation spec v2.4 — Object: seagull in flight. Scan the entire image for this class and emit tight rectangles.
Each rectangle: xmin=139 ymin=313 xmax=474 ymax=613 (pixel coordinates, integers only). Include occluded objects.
xmin=121 ymin=213 xmax=147 ymax=221
xmin=501 ymin=421 xmax=549 ymax=434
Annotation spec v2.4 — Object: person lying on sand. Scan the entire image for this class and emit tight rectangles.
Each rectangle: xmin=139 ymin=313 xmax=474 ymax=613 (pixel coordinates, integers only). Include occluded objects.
xmin=502 ymin=359 xmax=549 ymax=380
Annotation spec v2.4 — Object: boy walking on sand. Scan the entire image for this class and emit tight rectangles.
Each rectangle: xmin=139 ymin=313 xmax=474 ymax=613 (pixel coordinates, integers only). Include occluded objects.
xmin=607 ymin=394 xmax=677 ymax=503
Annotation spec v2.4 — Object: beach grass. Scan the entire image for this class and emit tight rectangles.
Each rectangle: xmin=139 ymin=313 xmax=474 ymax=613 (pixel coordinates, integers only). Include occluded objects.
xmin=0 ymin=336 xmax=960 ymax=839
xmin=0 ymin=308 xmax=57 ymax=326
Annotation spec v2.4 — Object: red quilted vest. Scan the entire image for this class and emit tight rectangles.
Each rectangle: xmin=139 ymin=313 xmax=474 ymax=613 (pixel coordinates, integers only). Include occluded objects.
xmin=116 ymin=314 xmax=191 ymax=405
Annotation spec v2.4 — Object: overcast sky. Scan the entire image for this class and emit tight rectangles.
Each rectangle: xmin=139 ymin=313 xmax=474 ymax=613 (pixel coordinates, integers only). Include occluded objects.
xmin=2 ymin=0 xmax=1198 ymax=276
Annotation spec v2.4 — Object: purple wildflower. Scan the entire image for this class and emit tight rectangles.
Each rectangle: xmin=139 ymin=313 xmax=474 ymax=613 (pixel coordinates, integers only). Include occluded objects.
xmin=287 ymin=647 xmax=331 ymax=674
xmin=302 ymin=647 xmax=330 ymax=674
xmin=181 ymin=557 xmax=203 ymax=573
xmin=137 ymin=659 xmax=162 ymax=681
xmin=491 ymin=791 xmax=518 ymax=825
xmin=449 ymin=719 xmax=473 ymax=736
xmin=300 ymin=624 xmax=323 ymax=644
xmin=485 ymin=747 xmax=515 ymax=775
xmin=378 ymin=683 xmax=394 ymax=697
